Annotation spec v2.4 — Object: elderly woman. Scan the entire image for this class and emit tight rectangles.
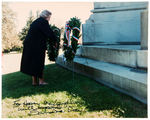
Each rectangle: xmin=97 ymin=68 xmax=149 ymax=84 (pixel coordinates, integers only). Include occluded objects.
xmin=20 ymin=10 xmax=56 ymax=86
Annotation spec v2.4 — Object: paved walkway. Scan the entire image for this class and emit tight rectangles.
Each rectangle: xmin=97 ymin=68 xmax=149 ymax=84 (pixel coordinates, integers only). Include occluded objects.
xmin=2 ymin=52 xmax=56 ymax=75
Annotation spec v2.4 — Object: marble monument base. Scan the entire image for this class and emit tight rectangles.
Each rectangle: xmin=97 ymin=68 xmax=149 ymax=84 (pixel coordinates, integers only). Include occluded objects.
xmin=56 ymin=45 xmax=147 ymax=104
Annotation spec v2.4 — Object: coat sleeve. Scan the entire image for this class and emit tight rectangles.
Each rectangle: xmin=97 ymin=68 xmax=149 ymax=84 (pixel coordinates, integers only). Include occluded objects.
xmin=39 ymin=20 xmax=57 ymax=42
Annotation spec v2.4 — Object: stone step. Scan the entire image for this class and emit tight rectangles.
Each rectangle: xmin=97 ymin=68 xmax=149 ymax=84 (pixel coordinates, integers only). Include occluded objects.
xmin=76 ymin=45 xmax=147 ymax=69
xmin=56 ymin=55 xmax=147 ymax=104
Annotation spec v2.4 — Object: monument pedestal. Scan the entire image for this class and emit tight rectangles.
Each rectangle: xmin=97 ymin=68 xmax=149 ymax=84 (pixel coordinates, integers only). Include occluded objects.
xmin=82 ymin=2 xmax=148 ymax=45
xmin=56 ymin=45 xmax=147 ymax=104
xmin=56 ymin=2 xmax=148 ymax=104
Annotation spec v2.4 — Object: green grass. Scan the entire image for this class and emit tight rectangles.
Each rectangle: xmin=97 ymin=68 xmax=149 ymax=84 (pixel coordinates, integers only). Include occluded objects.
xmin=2 ymin=63 xmax=147 ymax=118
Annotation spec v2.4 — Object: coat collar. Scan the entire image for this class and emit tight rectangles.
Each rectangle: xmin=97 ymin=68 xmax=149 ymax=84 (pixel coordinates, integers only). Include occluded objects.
xmin=39 ymin=17 xmax=48 ymax=23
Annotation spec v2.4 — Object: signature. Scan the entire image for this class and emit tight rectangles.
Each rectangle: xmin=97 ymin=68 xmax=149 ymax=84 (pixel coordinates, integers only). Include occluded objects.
xmin=13 ymin=99 xmax=81 ymax=115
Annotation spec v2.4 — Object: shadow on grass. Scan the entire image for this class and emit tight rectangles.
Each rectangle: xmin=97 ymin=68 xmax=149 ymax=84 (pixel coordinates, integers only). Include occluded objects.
xmin=2 ymin=63 xmax=147 ymax=118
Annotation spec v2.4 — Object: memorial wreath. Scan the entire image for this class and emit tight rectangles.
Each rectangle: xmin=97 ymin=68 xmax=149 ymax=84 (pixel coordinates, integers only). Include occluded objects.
xmin=46 ymin=25 xmax=61 ymax=61
xmin=63 ymin=17 xmax=81 ymax=61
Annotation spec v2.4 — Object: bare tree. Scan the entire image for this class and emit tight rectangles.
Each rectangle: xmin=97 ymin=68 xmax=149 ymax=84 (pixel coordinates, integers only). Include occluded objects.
xmin=2 ymin=2 xmax=22 ymax=52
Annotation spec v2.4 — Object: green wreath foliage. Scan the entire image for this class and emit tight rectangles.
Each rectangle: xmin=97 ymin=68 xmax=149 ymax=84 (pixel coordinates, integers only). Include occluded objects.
xmin=63 ymin=17 xmax=81 ymax=61
xmin=46 ymin=25 xmax=61 ymax=61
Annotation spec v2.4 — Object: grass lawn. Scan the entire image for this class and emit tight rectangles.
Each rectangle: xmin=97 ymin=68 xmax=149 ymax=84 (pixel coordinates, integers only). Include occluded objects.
xmin=2 ymin=63 xmax=147 ymax=118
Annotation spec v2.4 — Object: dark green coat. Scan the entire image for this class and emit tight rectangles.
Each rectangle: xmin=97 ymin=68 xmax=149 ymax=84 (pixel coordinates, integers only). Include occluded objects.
xmin=20 ymin=17 xmax=56 ymax=78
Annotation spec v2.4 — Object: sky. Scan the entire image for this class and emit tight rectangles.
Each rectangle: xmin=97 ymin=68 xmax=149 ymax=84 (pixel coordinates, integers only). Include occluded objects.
xmin=6 ymin=2 xmax=93 ymax=33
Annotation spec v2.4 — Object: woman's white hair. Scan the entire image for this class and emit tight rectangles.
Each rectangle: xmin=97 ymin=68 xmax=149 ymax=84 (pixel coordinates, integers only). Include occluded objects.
xmin=40 ymin=10 xmax=52 ymax=19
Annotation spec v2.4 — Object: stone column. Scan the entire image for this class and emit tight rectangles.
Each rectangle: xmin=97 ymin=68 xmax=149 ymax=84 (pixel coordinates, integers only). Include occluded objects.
xmin=141 ymin=10 xmax=148 ymax=50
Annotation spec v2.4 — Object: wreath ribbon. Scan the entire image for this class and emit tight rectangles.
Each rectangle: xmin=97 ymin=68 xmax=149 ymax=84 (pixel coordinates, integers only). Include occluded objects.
xmin=65 ymin=22 xmax=80 ymax=46
xmin=65 ymin=21 xmax=71 ymax=46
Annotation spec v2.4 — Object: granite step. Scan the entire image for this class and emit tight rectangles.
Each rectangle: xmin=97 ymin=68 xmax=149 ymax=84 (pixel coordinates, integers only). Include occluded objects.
xmin=56 ymin=54 xmax=147 ymax=104
xmin=76 ymin=45 xmax=147 ymax=69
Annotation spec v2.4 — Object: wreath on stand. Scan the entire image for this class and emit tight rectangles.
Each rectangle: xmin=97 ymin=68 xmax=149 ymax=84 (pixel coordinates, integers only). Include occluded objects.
xmin=46 ymin=25 xmax=61 ymax=61
xmin=63 ymin=17 xmax=81 ymax=62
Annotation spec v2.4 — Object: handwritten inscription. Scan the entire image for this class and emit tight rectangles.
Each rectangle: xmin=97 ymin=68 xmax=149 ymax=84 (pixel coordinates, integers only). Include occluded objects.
xmin=13 ymin=100 xmax=81 ymax=115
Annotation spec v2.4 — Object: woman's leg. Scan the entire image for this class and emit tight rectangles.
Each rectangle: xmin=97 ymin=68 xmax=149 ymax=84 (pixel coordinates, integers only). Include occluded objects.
xmin=32 ymin=76 xmax=38 ymax=85
xmin=39 ymin=70 xmax=48 ymax=85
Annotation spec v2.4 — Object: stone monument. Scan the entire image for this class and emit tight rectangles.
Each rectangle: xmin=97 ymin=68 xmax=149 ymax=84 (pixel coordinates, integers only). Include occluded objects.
xmin=56 ymin=2 xmax=148 ymax=104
